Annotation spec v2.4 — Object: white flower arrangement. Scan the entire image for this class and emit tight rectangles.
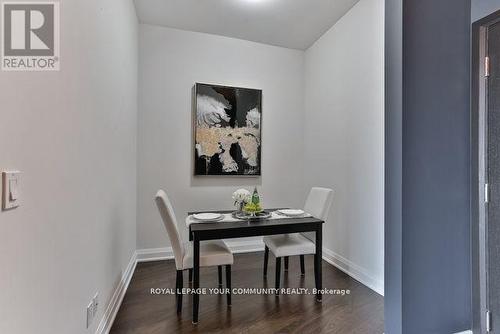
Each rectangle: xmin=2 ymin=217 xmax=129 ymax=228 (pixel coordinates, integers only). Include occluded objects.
xmin=232 ymin=188 xmax=251 ymax=206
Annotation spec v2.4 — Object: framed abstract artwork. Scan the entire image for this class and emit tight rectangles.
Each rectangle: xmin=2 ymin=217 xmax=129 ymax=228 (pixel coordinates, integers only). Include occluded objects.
xmin=194 ymin=83 xmax=262 ymax=176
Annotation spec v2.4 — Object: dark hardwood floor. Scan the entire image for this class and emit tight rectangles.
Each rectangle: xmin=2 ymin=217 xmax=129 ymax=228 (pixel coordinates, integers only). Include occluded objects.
xmin=110 ymin=252 xmax=383 ymax=334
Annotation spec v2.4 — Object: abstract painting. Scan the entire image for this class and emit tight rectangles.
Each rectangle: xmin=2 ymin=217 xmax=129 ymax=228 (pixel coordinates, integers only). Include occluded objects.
xmin=194 ymin=83 xmax=262 ymax=176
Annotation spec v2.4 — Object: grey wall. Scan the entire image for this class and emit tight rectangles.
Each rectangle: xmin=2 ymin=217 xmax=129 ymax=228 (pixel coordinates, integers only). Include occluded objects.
xmin=385 ymin=0 xmax=472 ymax=333
xmin=384 ymin=0 xmax=402 ymax=331
xmin=0 ymin=0 xmax=138 ymax=333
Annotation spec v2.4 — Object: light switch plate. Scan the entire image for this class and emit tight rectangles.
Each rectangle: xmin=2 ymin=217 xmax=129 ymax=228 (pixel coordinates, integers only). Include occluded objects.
xmin=2 ymin=171 xmax=20 ymax=210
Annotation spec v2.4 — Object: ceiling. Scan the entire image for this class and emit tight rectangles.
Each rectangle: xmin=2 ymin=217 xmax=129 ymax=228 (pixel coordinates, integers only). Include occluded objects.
xmin=133 ymin=0 xmax=360 ymax=50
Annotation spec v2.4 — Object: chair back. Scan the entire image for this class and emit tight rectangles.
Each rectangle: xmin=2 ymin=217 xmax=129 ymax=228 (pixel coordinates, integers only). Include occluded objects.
xmin=302 ymin=187 xmax=334 ymax=242
xmin=155 ymin=190 xmax=184 ymax=270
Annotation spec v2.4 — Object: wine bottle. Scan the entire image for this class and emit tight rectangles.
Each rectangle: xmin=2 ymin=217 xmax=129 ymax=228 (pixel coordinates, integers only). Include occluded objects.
xmin=252 ymin=187 xmax=260 ymax=205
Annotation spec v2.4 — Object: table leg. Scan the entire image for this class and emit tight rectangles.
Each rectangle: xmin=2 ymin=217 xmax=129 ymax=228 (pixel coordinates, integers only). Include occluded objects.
xmin=300 ymin=255 xmax=305 ymax=276
xmin=218 ymin=266 xmax=223 ymax=287
xmin=314 ymin=225 xmax=323 ymax=302
xmin=193 ymin=235 xmax=200 ymax=324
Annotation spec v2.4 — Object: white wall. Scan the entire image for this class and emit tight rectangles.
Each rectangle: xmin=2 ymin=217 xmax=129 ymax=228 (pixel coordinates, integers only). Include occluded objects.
xmin=137 ymin=1 xmax=385 ymax=295
xmin=0 ymin=0 xmax=138 ymax=333
xmin=137 ymin=25 xmax=305 ymax=248
xmin=304 ymin=0 xmax=385 ymax=293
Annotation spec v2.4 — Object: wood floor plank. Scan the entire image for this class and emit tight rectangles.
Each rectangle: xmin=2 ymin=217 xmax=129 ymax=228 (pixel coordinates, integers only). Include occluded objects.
xmin=110 ymin=252 xmax=383 ymax=334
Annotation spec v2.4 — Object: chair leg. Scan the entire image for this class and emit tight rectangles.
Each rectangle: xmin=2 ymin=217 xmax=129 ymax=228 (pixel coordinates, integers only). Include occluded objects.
xmin=218 ymin=266 xmax=223 ymax=287
xmin=189 ymin=268 xmax=193 ymax=283
xmin=275 ymin=257 xmax=281 ymax=295
xmin=284 ymin=256 xmax=289 ymax=271
xmin=176 ymin=270 xmax=183 ymax=313
xmin=226 ymin=265 xmax=232 ymax=306
xmin=300 ymin=255 xmax=305 ymax=276
xmin=175 ymin=270 xmax=179 ymax=300
xmin=263 ymin=246 xmax=269 ymax=277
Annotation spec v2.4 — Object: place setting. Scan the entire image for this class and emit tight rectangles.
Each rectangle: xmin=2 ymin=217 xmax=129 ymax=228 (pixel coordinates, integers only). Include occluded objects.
xmin=274 ymin=209 xmax=308 ymax=218
xmin=191 ymin=212 xmax=225 ymax=222
xmin=187 ymin=187 xmax=311 ymax=225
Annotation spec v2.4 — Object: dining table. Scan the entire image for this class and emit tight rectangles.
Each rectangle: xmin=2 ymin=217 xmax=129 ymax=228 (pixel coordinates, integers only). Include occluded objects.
xmin=186 ymin=209 xmax=324 ymax=324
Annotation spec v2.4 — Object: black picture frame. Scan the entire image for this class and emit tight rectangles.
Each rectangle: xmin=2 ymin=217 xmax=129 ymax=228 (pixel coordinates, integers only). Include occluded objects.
xmin=193 ymin=83 xmax=262 ymax=176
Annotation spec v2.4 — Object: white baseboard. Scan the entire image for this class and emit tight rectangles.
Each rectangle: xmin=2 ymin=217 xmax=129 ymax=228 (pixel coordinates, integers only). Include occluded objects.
xmin=136 ymin=247 xmax=174 ymax=262
xmin=135 ymin=241 xmax=382 ymax=295
xmin=453 ymin=331 xmax=472 ymax=334
xmin=98 ymin=241 xmax=383 ymax=333
xmin=95 ymin=251 xmax=137 ymax=334
xmin=136 ymin=239 xmax=265 ymax=263
xmin=321 ymin=247 xmax=384 ymax=296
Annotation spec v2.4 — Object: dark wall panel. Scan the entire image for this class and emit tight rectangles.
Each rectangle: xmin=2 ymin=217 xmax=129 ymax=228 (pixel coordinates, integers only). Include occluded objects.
xmin=385 ymin=0 xmax=472 ymax=333
xmin=402 ymin=0 xmax=471 ymax=332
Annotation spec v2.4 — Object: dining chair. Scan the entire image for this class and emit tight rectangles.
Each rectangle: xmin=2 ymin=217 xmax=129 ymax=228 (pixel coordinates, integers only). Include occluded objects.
xmin=155 ymin=190 xmax=234 ymax=315
xmin=262 ymin=187 xmax=334 ymax=294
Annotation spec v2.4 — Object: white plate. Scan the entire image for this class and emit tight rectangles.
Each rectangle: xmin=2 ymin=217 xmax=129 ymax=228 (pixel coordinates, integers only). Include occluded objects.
xmin=277 ymin=209 xmax=305 ymax=217
xmin=193 ymin=213 xmax=223 ymax=221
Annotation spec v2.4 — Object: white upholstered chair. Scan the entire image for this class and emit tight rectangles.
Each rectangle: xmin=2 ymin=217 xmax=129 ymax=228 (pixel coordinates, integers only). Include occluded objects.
xmin=263 ymin=187 xmax=334 ymax=293
xmin=155 ymin=190 xmax=234 ymax=313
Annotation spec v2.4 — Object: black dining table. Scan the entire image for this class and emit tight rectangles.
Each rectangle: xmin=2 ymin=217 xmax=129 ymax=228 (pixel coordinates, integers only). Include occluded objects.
xmin=187 ymin=209 xmax=324 ymax=324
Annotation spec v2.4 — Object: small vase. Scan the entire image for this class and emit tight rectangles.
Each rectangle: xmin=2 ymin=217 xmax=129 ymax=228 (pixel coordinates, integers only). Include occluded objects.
xmin=237 ymin=202 xmax=244 ymax=214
